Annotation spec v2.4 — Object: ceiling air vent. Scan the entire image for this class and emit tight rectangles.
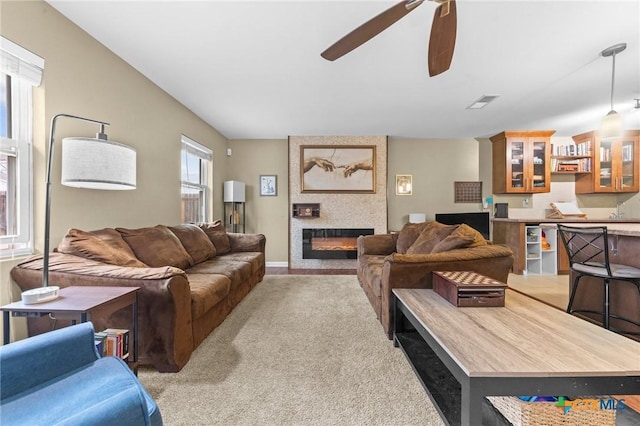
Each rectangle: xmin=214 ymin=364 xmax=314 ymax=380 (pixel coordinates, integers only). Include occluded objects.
xmin=466 ymin=95 xmax=499 ymax=109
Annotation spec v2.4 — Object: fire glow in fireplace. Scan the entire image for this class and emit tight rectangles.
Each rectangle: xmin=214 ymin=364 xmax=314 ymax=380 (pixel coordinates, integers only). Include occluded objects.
xmin=302 ymin=228 xmax=374 ymax=259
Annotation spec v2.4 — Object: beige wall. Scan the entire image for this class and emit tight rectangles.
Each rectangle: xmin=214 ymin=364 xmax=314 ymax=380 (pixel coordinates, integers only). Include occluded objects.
xmin=387 ymin=137 xmax=483 ymax=232
xmin=0 ymin=1 xmax=228 ymax=339
xmin=227 ymin=139 xmax=289 ymax=264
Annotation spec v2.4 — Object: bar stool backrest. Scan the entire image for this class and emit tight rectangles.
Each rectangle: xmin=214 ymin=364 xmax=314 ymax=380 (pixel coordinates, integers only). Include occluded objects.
xmin=556 ymin=225 xmax=612 ymax=276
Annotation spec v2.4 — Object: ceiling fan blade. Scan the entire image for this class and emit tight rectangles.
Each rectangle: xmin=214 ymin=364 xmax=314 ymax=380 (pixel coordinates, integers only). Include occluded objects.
xmin=321 ymin=1 xmax=425 ymax=61
xmin=428 ymin=0 xmax=457 ymax=76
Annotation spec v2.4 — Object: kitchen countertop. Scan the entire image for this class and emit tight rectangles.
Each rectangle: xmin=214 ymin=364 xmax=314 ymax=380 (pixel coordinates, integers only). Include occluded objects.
xmin=492 ymin=218 xmax=640 ymax=236
xmin=555 ymin=222 xmax=640 ymax=237
xmin=492 ymin=218 xmax=640 ymax=223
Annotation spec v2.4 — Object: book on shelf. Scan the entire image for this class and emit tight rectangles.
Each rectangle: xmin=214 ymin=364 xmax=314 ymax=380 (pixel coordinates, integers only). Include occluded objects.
xmin=101 ymin=328 xmax=130 ymax=359
xmin=94 ymin=331 xmax=108 ymax=356
xmin=551 ymin=157 xmax=591 ymax=172
xmin=550 ymin=142 xmax=592 ymax=157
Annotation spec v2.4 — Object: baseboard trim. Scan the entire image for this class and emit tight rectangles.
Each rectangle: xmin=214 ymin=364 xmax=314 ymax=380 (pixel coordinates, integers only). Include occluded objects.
xmin=266 ymin=261 xmax=288 ymax=267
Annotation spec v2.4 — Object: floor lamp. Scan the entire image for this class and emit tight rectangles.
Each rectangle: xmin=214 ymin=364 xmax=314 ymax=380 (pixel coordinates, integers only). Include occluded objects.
xmin=22 ymin=113 xmax=137 ymax=304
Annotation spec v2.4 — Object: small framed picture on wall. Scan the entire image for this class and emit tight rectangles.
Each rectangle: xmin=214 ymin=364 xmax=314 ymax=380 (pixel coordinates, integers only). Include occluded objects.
xmin=260 ymin=175 xmax=277 ymax=196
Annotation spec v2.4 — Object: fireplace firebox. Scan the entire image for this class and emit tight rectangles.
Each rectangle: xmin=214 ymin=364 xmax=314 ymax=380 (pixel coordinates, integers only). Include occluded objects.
xmin=302 ymin=228 xmax=374 ymax=259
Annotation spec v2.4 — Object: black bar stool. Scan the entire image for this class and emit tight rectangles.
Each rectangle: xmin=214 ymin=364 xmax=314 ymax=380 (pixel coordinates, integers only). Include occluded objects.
xmin=557 ymin=224 xmax=640 ymax=336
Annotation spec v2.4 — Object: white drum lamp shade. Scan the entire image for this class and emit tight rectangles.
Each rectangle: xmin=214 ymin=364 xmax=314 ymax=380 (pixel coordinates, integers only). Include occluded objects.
xmin=224 ymin=180 xmax=245 ymax=202
xmin=61 ymin=137 xmax=136 ymax=190
xmin=409 ymin=213 xmax=426 ymax=223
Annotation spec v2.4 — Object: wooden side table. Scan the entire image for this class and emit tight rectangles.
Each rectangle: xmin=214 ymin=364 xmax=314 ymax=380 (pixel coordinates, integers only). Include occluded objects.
xmin=1 ymin=286 xmax=139 ymax=371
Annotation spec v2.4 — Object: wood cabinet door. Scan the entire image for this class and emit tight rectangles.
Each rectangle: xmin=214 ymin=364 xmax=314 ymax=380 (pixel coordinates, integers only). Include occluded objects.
xmin=527 ymin=137 xmax=551 ymax=193
xmin=505 ymin=138 xmax=528 ymax=193
xmin=504 ymin=137 xmax=550 ymax=193
xmin=616 ymin=137 xmax=639 ymax=192
xmin=593 ymin=136 xmax=639 ymax=193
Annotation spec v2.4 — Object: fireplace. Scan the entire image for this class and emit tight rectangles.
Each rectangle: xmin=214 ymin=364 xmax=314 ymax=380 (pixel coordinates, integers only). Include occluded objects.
xmin=302 ymin=228 xmax=374 ymax=259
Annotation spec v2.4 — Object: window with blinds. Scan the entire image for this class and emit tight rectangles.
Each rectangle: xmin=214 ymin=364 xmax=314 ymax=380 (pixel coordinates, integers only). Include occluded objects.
xmin=0 ymin=37 xmax=44 ymax=258
xmin=181 ymin=135 xmax=212 ymax=223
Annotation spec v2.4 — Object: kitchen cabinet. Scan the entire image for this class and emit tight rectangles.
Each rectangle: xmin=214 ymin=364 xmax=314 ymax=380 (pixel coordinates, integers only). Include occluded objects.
xmin=490 ymin=131 xmax=555 ymax=193
xmin=573 ymin=130 xmax=639 ymax=194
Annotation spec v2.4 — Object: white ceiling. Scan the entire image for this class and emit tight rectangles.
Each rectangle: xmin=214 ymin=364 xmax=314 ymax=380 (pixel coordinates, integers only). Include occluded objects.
xmin=47 ymin=0 xmax=640 ymax=139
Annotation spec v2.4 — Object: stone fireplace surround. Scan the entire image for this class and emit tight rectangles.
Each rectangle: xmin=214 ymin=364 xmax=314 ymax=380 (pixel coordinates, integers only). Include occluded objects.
xmin=288 ymin=136 xmax=388 ymax=269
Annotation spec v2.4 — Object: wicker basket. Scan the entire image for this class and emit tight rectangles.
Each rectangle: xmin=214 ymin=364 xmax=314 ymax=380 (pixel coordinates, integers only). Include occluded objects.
xmin=487 ymin=396 xmax=616 ymax=426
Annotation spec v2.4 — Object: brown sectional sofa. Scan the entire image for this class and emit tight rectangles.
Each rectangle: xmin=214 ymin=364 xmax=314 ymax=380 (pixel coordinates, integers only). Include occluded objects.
xmin=357 ymin=221 xmax=514 ymax=338
xmin=10 ymin=222 xmax=265 ymax=372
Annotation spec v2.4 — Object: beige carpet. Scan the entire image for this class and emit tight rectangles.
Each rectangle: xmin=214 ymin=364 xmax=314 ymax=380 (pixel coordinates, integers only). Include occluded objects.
xmin=138 ymin=275 xmax=444 ymax=425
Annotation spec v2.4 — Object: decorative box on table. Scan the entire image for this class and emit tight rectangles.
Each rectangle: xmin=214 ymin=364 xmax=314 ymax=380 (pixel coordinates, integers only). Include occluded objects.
xmin=432 ymin=271 xmax=506 ymax=307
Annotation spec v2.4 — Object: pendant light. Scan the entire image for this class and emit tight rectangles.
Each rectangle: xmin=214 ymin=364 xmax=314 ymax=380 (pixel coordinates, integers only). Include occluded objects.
xmin=600 ymin=43 xmax=626 ymax=141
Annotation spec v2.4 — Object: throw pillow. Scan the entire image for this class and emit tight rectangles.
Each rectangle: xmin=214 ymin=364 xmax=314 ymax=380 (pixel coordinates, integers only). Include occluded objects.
xmin=198 ymin=220 xmax=231 ymax=255
xmin=168 ymin=224 xmax=216 ymax=264
xmin=116 ymin=225 xmax=194 ymax=270
xmin=396 ymin=222 xmax=431 ymax=254
xmin=57 ymin=228 xmax=148 ymax=267
xmin=431 ymin=224 xmax=487 ymax=254
xmin=406 ymin=222 xmax=457 ymax=254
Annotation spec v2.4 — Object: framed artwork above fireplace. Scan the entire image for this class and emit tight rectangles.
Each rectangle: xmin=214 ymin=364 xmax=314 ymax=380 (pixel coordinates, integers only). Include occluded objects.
xmin=300 ymin=145 xmax=376 ymax=193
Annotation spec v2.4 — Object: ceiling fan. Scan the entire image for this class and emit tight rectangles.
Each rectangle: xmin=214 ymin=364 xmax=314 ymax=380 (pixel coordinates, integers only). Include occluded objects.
xmin=321 ymin=0 xmax=457 ymax=77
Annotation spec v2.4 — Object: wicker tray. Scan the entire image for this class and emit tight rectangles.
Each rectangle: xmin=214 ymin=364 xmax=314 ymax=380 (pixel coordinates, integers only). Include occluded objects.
xmin=487 ymin=396 xmax=616 ymax=426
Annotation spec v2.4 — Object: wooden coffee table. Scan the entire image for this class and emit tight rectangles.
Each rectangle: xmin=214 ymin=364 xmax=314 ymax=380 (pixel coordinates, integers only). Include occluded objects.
xmin=393 ymin=288 xmax=640 ymax=426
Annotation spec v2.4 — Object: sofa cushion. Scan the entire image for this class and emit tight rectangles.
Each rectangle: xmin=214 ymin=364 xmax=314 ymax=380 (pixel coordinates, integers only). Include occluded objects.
xmin=116 ymin=225 xmax=193 ymax=270
xmin=186 ymin=258 xmax=252 ymax=289
xmin=57 ymin=228 xmax=148 ymax=268
xmin=168 ymin=224 xmax=216 ymax=264
xmin=186 ymin=274 xmax=231 ymax=319
xmin=431 ymin=224 xmax=488 ymax=253
xmin=396 ymin=222 xmax=431 ymax=253
xmin=406 ymin=222 xmax=457 ymax=254
xmin=198 ymin=220 xmax=231 ymax=255
xmin=219 ymin=251 xmax=265 ymax=275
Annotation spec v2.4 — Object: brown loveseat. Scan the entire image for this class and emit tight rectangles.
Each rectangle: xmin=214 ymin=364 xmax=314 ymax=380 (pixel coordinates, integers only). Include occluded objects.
xmin=10 ymin=222 xmax=265 ymax=372
xmin=357 ymin=221 xmax=514 ymax=338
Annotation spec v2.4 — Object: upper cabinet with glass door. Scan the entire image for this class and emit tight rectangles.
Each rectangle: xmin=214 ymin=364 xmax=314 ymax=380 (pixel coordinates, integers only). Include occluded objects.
xmin=490 ymin=131 xmax=555 ymax=193
xmin=573 ymin=130 xmax=639 ymax=194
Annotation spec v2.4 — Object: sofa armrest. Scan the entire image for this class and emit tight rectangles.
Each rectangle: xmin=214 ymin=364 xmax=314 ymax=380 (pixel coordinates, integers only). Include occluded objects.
xmin=10 ymin=253 xmax=193 ymax=372
xmin=0 ymin=322 xmax=98 ymax=399
xmin=357 ymin=234 xmax=398 ymax=256
xmin=228 ymin=233 xmax=266 ymax=252
xmin=382 ymin=245 xmax=514 ymax=288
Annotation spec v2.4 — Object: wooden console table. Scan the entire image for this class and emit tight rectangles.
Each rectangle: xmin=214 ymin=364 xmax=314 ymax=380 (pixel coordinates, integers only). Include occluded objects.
xmin=393 ymin=288 xmax=640 ymax=426
xmin=1 ymin=286 xmax=139 ymax=371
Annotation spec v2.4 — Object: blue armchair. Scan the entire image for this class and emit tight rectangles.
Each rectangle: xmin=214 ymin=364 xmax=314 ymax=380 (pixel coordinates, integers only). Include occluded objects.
xmin=0 ymin=322 xmax=162 ymax=425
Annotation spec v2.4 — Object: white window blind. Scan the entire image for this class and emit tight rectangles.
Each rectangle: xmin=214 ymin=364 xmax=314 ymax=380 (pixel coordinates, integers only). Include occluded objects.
xmin=0 ymin=37 xmax=43 ymax=258
xmin=181 ymin=135 xmax=212 ymax=223
xmin=0 ymin=37 xmax=44 ymax=87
